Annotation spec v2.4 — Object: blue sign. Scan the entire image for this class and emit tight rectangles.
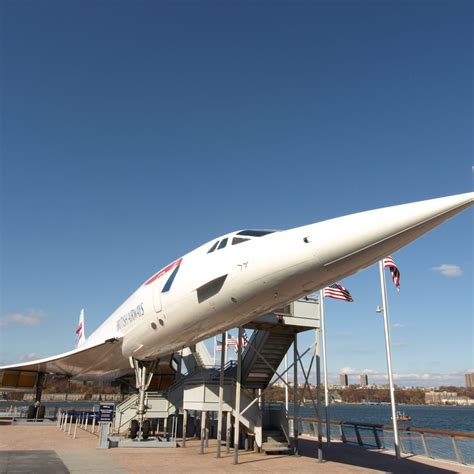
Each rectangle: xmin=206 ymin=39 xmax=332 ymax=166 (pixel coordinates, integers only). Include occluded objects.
xmin=99 ymin=403 xmax=115 ymax=422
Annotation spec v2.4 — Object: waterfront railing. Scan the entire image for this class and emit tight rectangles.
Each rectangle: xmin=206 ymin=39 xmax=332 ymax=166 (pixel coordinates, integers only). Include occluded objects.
xmin=295 ymin=416 xmax=474 ymax=466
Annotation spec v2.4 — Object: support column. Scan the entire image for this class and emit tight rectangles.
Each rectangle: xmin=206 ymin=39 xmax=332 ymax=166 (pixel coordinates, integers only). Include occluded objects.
xmin=226 ymin=411 xmax=231 ymax=454
xmin=315 ymin=328 xmax=323 ymax=462
xmin=319 ymin=290 xmax=331 ymax=443
xmin=199 ymin=411 xmax=207 ymax=454
xmin=182 ymin=410 xmax=187 ymax=447
xmin=205 ymin=414 xmax=209 ymax=448
xmin=34 ymin=372 xmax=47 ymax=403
xmin=233 ymin=327 xmax=242 ymax=464
xmin=293 ymin=333 xmax=299 ymax=456
xmin=216 ymin=331 xmax=226 ymax=457
xmin=284 ymin=354 xmax=289 ymax=412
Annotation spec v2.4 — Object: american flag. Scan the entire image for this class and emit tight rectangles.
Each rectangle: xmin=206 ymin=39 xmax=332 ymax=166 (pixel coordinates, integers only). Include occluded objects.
xmin=323 ymin=283 xmax=353 ymax=302
xmin=216 ymin=332 xmax=238 ymax=351
xmin=234 ymin=329 xmax=249 ymax=354
xmin=227 ymin=333 xmax=239 ymax=347
xmin=383 ymin=255 xmax=400 ymax=291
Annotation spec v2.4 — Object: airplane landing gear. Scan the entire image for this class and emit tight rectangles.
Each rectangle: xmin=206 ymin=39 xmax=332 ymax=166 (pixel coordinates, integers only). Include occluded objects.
xmin=129 ymin=419 xmax=139 ymax=439
xmin=130 ymin=419 xmax=151 ymax=440
xmin=130 ymin=357 xmax=158 ymax=441
xmin=27 ymin=372 xmax=47 ymax=420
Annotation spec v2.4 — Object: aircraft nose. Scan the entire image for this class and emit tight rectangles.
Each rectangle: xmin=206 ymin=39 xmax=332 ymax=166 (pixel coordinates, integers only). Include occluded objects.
xmin=312 ymin=192 xmax=474 ymax=275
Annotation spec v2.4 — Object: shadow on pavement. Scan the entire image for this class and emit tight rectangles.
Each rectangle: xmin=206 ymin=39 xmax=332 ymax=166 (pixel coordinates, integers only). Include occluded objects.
xmin=296 ymin=438 xmax=462 ymax=474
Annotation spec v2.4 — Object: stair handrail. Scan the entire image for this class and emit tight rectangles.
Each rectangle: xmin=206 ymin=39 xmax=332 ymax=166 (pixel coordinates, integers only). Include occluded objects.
xmin=115 ymin=393 xmax=138 ymax=413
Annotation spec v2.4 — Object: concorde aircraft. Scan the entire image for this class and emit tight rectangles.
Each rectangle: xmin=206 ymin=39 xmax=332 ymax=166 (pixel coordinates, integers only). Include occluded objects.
xmin=1 ymin=192 xmax=473 ymax=417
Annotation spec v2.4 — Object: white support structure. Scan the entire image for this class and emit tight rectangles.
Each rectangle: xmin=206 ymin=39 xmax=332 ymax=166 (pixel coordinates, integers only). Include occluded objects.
xmin=293 ymin=334 xmax=299 ymax=456
xmin=378 ymin=260 xmax=401 ymax=459
xmin=315 ymin=327 xmax=323 ymax=462
xmin=233 ymin=327 xmax=243 ymax=464
xmin=319 ymin=289 xmax=331 ymax=443
xmin=216 ymin=332 xmax=226 ymax=458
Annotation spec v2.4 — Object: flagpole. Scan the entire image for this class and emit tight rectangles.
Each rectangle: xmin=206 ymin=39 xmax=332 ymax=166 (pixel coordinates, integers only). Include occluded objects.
xmin=225 ymin=332 xmax=228 ymax=366
xmin=378 ymin=260 xmax=401 ymax=459
xmin=319 ymin=290 xmax=331 ymax=443
xmin=213 ymin=336 xmax=217 ymax=366
xmin=284 ymin=353 xmax=289 ymax=412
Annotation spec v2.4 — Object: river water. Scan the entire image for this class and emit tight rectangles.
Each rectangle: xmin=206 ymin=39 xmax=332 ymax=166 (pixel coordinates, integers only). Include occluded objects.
xmin=298 ymin=403 xmax=474 ymax=433
xmin=296 ymin=403 xmax=474 ymax=465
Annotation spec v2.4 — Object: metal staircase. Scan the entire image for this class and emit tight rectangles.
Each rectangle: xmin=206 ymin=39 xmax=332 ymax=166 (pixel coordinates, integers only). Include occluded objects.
xmin=181 ymin=341 xmax=214 ymax=372
xmin=113 ymin=392 xmax=176 ymax=435
xmin=261 ymin=403 xmax=290 ymax=454
xmin=240 ymin=329 xmax=294 ymax=389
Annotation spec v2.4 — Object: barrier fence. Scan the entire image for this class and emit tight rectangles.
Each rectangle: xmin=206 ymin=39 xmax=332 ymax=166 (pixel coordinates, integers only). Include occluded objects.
xmin=294 ymin=416 xmax=474 ymax=465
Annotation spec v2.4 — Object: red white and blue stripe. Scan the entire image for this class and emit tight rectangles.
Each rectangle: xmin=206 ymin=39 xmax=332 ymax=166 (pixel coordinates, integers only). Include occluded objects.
xmin=383 ymin=255 xmax=400 ymax=291
xmin=323 ymin=283 xmax=353 ymax=302
xmin=144 ymin=257 xmax=183 ymax=293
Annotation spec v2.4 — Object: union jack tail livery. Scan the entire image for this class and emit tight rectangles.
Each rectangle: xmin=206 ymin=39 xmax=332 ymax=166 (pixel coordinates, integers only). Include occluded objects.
xmin=383 ymin=255 xmax=401 ymax=291
xmin=75 ymin=309 xmax=86 ymax=348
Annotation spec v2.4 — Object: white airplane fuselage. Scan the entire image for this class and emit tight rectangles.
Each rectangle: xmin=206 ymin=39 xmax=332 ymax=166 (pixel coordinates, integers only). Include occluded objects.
xmin=82 ymin=193 xmax=473 ymax=362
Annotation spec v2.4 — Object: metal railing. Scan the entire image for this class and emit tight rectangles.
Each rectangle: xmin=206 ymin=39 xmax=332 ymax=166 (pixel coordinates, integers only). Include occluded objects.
xmin=294 ymin=416 xmax=474 ymax=466
xmin=56 ymin=409 xmax=99 ymax=439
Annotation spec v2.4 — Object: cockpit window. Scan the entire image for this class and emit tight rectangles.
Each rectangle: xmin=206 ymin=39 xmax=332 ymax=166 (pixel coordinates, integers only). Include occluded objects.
xmin=217 ymin=238 xmax=228 ymax=250
xmin=207 ymin=241 xmax=219 ymax=253
xmin=232 ymin=237 xmax=250 ymax=245
xmin=207 ymin=231 xmax=275 ymax=255
xmin=236 ymin=230 xmax=277 ymax=237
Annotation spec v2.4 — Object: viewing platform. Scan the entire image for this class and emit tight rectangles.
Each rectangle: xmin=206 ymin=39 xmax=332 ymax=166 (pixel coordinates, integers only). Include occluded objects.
xmin=1 ymin=423 xmax=473 ymax=473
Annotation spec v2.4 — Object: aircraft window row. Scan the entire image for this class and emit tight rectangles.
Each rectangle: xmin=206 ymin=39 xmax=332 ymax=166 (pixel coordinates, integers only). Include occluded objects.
xmin=207 ymin=241 xmax=219 ymax=253
xmin=208 ymin=236 xmax=252 ymax=254
xmin=208 ymin=230 xmax=276 ymax=253
xmin=236 ymin=230 xmax=276 ymax=237
xmin=208 ymin=238 xmax=229 ymax=253
xmin=232 ymin=237 xmax=250 ymax=245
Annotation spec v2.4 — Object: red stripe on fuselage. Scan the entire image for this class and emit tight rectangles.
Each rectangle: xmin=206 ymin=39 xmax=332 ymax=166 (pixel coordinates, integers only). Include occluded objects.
xmin=144 ymin=258 xmax=183 ymax=286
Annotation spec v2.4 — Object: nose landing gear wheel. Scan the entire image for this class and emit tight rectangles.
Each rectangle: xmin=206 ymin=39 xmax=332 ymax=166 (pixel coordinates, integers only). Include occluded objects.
xmin=37 ymin=405 xmax=45 ymax=419
xmin=129 ymin=419 xmax=139 ymax=439
xmin=27 ymin=405 xmax=36 ymax=420
xmin=142 ymin=419 xmax=151 ymax=440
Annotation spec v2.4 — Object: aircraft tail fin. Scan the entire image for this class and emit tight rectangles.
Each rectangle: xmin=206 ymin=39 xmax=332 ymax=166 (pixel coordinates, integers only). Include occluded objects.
xmin=75 ymin=309 xmax=86 ymax=348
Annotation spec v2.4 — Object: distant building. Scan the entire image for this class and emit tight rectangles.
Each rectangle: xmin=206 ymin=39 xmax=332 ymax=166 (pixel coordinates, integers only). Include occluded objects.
xmin=465 ymin=373 xmax=474 ymax=388
xmin=425 ymin=391 xmax=474 ymax=406
xmin=339 ymin=373 xmax=349 ymax=386
xmin=425 ymin=391 xmax=457 ymax=404
xmin=359 ymin=374 xmax=369 ymax=386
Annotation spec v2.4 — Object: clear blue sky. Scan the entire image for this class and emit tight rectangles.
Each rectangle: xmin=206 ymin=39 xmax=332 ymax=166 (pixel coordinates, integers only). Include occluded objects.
xmin=1 ymin=0 xmax=472 ymax=387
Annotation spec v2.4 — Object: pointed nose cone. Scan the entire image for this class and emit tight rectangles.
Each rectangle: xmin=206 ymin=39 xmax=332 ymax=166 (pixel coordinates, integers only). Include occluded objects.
xmin=313 ymin=192 xmax=474 ymax=277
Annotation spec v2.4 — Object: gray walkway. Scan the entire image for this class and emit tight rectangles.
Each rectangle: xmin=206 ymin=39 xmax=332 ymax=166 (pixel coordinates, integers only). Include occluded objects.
xmin=0 ymin=450 xmax=68 ymax=474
